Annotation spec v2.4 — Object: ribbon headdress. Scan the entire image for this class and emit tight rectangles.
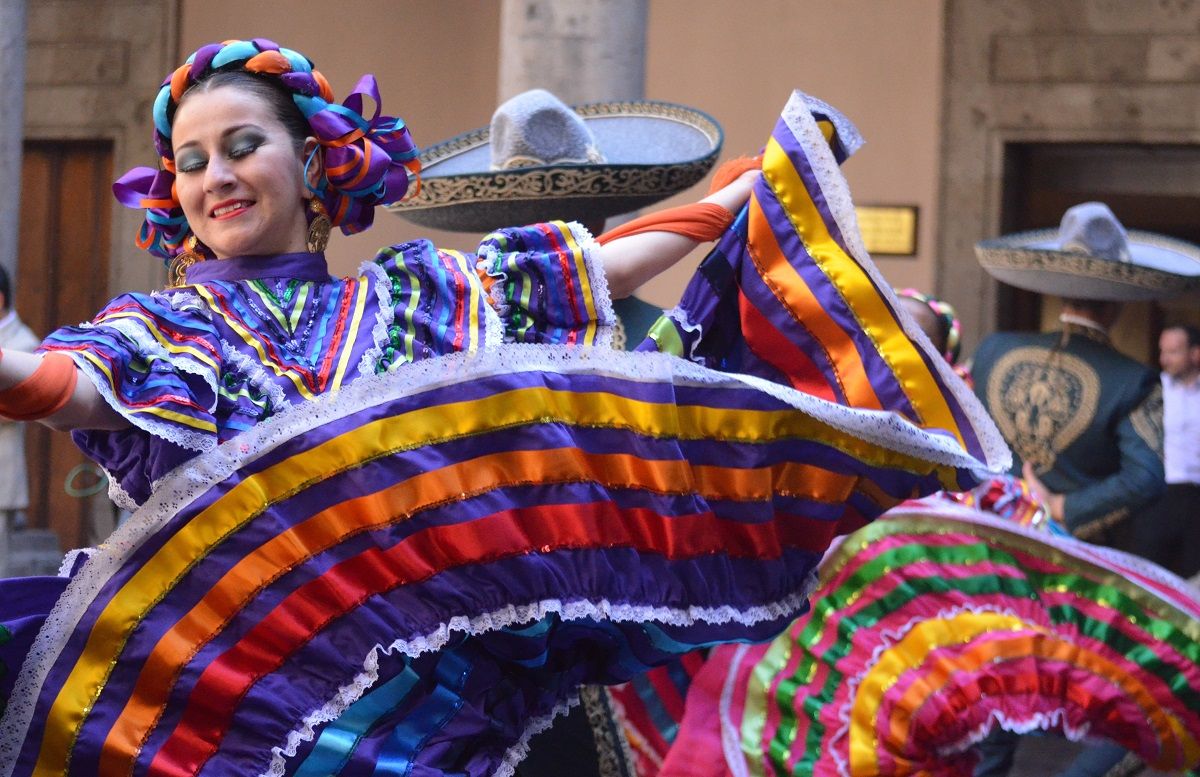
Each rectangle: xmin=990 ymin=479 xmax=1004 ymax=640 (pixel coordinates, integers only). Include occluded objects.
xmin=895 ymin=287 xmax=962 ymax=367
xmin=113 ymin=38 xmax=421 ymax=261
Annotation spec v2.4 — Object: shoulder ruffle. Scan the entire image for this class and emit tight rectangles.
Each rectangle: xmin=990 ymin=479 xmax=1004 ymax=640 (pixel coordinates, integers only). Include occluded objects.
xmin=370 ymin=240 xmax=500 ymax=370
xmin=42 ymin=290 xmax=221 ymax=452
xmin=41 ymin=290 xmax=225 ymax=509
xmin=476 ymin=221 xmax=615 ymax=348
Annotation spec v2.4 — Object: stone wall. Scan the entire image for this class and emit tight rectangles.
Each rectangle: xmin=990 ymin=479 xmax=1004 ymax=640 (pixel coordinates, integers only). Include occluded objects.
xmin=939 ymin=0 xmax=1200 ymax=349
xmin=25 ymin=0 xmax=178 ymax=295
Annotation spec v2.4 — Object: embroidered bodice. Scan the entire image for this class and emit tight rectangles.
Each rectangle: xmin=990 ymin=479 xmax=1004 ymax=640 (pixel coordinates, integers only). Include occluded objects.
xmin=41 ymin=224 xmax=611 ymax=508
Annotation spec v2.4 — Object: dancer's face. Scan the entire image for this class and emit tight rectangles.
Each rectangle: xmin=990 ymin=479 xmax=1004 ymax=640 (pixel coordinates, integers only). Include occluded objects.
xmin=172 ymin=85 xmax=317 ymax=259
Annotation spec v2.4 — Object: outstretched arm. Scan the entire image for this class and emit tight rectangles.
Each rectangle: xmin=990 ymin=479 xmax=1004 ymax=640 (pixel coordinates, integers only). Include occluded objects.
xmin=0 ymin=348 xmax=128 ymax=431
xmin=597 ymin=168 xmax=758 ymax=299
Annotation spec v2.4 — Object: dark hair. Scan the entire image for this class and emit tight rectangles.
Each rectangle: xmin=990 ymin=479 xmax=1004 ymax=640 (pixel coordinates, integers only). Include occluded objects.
xmin=0 ymin=263 xmax=9 ymax=310
xmin=174 ymin=69 xmax=311 ymax=154
xmin=1164 ymin=323 xmax=1200 ymax=349
xmin=1062 ymin=298 xmax=1120 ymax=317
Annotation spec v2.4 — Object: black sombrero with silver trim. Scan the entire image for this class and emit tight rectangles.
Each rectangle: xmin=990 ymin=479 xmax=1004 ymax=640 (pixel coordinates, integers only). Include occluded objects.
xmin=975 ymin=202 xmax=1200 ymax=301
xmin=387 ymin=89 xmax=723 ymax=233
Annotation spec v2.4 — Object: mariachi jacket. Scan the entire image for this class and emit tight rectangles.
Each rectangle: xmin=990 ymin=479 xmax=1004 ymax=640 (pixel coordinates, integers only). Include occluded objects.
xmin=971 ymin=324 xmax=1164 ymax=536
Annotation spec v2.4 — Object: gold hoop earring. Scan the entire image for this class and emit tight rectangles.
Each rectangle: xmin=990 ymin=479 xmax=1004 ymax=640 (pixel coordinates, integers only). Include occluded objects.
xmin=306 ymin=199 xmax=332 ymax=253
xmin=168 ymin=234 xmax=205 ymax=288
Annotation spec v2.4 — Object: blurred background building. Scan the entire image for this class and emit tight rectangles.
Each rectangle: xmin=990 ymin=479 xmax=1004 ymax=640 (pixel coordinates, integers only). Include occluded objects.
xmin=1 ymin=0 xmax=1199 ymax=556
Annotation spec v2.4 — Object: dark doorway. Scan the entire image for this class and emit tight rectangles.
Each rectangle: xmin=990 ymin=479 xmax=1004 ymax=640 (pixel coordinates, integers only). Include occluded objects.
xmin=1000 ymin=142 xmax=1200 ymax=361
xmin=17 ymin=140 xmax=114 ymax=551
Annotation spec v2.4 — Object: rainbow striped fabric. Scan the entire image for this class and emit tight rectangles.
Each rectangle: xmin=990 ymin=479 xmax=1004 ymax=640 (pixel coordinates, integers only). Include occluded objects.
xmin=665 ymin=504 xmax=1200 ymax=777
xmin=41 ymin=221 xmax=607 ymax=508
xmin=1 ymin=91 xmax=1006 ymax=776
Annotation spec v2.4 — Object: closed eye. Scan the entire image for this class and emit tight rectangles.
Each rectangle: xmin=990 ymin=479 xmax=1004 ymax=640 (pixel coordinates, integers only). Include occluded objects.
xmin=177 ymin=156 xmax=206 ymax=174
xmin=228 ymin=142 xmax=261 ymax=160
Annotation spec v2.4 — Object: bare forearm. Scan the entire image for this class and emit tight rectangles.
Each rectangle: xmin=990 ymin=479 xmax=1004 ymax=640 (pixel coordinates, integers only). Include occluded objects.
xmin=599 ymin=231 xmax=701 ymax=299
xmin=598 ymin=169 xmax=758 ymax=299
xmin=0 ymin=349 xmax=128 ymax=431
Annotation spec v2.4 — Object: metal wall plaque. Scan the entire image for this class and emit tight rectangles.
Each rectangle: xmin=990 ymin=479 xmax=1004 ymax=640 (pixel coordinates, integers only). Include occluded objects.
xmin=855 ymin=205 xmax=919 ymax=256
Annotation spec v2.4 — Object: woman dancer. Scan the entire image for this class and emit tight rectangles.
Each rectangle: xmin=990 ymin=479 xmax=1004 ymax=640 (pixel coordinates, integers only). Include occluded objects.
xmin=0 ymin=39 xmax=1004 ymax=776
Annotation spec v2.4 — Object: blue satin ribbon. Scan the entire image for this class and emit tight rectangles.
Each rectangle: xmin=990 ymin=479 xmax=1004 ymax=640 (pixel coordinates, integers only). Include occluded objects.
xmin=292 ymin=665 xmax=421 ymax=777
xmin=373 ymin=650 xmax=473 ymax=777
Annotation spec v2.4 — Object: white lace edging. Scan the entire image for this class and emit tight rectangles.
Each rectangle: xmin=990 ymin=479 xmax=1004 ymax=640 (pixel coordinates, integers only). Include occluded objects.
xmin=477 ymin=245 xmax=515 ymax=345
xmin=259 ymin=592 xmax=811 ymax=777
xmin=63 ymin=349 xmax=217 ymax=454
xmin=477 ymin=224 xmax=616 ymax=351
xmin=102 ymin=317 xmax=220 ymax=412
xmin=825 ymin=602 xmax=1028 ymax=776
xmin=0 ymin=343 xmax=996 ymax=776
xmin=220 ymin=340 xmax=290 ymax=413
xmin=494 ymin=696 xmax=581 ymax=777
xmin=946 ymin=707 xmax=1094 ymax=760
xmin=159 ymin=288 xmax=214 ymax=320
xmin=662 ymin=305 xmax=706 ymax=363
xmin=55 ymin=548 xmax=95 ymax=578
xmin=104 ymin=468 xmax=139 ymax=512
xmin=467 ymin=245 xmax=506 ymax=351
xmin=354 ymin=259 xmax=396 ymax=377
xmin=261 ymin=649 xmax=386 ymax=777
xmin=778 ymin=90 xmax=1011 ymax=475
xmin=566 ymin=220 xmax=617 ymax=351
xmin=802 ymin=95 xmax=865 ymax=158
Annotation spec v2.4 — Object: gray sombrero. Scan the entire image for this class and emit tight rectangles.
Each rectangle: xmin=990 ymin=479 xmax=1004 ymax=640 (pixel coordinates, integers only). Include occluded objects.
xmin=387 ymin=89 xmax=723 ymax=233
xmin=975 ymin=202 xmax=1200 ymax=301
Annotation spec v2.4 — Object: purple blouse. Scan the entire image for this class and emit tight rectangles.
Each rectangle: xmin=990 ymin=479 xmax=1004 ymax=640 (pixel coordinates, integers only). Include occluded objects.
xmin=41 ymin=223 xmax=612 ymax=508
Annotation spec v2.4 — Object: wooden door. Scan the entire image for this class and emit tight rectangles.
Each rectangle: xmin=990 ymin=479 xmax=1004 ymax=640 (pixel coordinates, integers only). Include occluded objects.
xmin=17 ymin=140 xmax=114 ymax=551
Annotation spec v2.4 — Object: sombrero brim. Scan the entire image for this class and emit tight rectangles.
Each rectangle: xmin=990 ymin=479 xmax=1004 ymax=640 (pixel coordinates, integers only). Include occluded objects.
xmin=387 ymin=100 xmax=723 ymax=233
xmin=976 ymin=228 xmax=1200 ymax=301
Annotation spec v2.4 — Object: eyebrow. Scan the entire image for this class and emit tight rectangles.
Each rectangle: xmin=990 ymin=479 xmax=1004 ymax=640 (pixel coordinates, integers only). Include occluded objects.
xmin=173 ymin=124 xmax=265 ymax=153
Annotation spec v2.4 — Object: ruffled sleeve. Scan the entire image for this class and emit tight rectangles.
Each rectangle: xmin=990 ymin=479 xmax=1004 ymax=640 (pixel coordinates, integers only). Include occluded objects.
xmin=39 ymin=290 xmax=222 ymax=507
xmin=476 ymin=221 xmax=615 ymax=347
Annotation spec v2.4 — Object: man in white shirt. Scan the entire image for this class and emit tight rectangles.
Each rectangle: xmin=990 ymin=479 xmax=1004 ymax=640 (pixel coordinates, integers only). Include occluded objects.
xmin=0 ymin=264 xmax=40 ymax=534
xmin=1135 ymin=323 xmax=1200 ymax=578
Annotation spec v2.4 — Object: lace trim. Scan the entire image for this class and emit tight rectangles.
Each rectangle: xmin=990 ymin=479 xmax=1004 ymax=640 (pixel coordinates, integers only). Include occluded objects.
xmin=220 ymin=340 xmax=290 ymax=413
xmin=662 ymin=305 xmax=706 ymax=362
xmin=947 ymin=707 xmax=1093 ymax=758
xmin=261 ymin=592 xmax=809 ymax=776
xmin=477 ymin=245 xmax=514 ymax=346
xmin=825 ymin=602 xmax=1029 ymax=776
xmin=159 ymin=288 xmax=213 ymax=318
xmin=62 ymin=350 xmax=217 ymax=454
xmin=581 ymin=686 xmax=637 ymax=777
xmin=477 ymin=223 xmax=615 ymax=350
xmin=101 ymin=317 xmax=220 ymax=411
xmin=354 ymin=260 xmax=396 ymax=377
xmin=104 ymin=468 xmax=140 ymax=512
xmin=261 ymin=648 xmax=386 ymax=777
xmin=780 ymin=90 xmax=1011 ymax=475
xmin=566 ymin=220 xmax=617 ymax=351
xmin=0 ymin=344 xmax=996 ymax=773
xmin=470 ymin=245 xmax=506 ymax=351
xmin=803 ymin=95 xmax=865 ymax=157
xmin=495 ymin=696 xmax=581 ymax=777
xmin=55 ymin=548 xmax=94 ymax=578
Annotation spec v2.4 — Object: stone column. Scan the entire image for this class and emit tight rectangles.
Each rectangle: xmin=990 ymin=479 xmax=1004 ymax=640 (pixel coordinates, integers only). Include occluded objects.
xmin=0 ymin=0 xmax=25 ymax=285
xmin=0 ymin=0 xmax=24 ymax=576
xmin=498 ymin=0 xmax=648 ymax=103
